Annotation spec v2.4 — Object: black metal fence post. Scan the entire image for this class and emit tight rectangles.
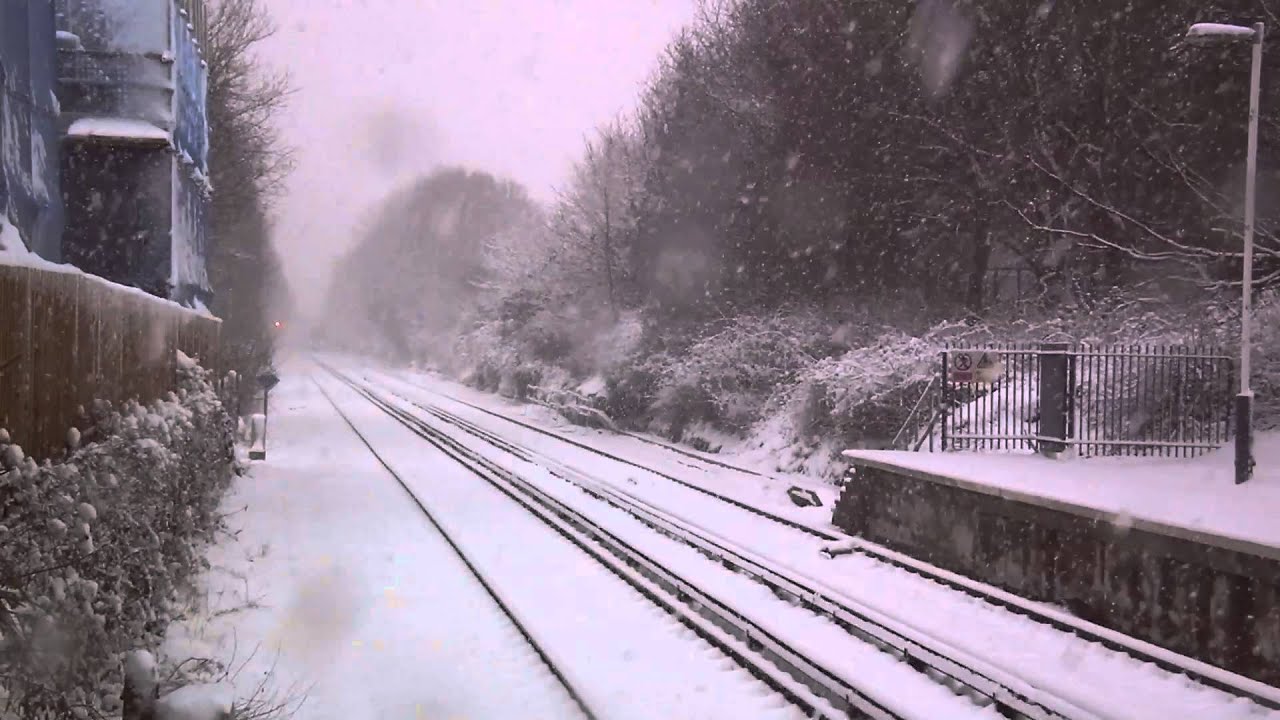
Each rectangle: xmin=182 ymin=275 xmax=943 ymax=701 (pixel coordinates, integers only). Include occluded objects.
xmin=940 ymin=350 xmax=949 ymax=451
xmin=1038 ymin=342 xmax=1071 ymax=456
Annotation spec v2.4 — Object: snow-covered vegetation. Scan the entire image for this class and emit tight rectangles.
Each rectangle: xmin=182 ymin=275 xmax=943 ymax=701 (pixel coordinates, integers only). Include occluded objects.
xmin=322 ymin=0 xmax=1280 ymax=479
xmin=0 ymin=355 xmax=235 ymax=718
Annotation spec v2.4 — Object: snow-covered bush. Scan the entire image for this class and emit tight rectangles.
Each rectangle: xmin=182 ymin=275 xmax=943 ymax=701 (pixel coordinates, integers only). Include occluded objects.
xmin=566 ymin=310 xmax=646 ymax=377
xmin=118 ymin=647 xmax=305 ymax=720
xmin=1250 ymin=290 xmax=1280 ymax=430
xmin=444 ymin=287 xmax=1271 ymax=480
xmin=762 ymin=295 xmax=1244 ymax=474
xmin=450 ymin=319 xmax=513 ymax=392
xmin=648 ymin=310 xmax=838 ymax=436
xmin=451 ymin=303 xmax=649 ymax=412
xmin=784 ymin=329 xmax=940 ymax=446
xmin=0 ymin=353 xmax=235 ymax=718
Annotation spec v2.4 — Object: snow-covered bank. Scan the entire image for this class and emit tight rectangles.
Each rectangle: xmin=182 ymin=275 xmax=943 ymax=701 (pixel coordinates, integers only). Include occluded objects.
xmin=374 ymin=364 xmax=837 ymax=521
xmin=421 ymin=293 xmax=1278 ymax=486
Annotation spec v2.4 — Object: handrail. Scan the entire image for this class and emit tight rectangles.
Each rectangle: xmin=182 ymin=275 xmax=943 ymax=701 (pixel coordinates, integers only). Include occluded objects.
xmin=890 ymin=375 xmax=937 ymax=450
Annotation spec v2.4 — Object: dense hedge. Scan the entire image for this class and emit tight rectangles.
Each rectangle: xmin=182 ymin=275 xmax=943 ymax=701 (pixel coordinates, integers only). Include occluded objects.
xmin=0 ymin=354 xmax=235 ymax=718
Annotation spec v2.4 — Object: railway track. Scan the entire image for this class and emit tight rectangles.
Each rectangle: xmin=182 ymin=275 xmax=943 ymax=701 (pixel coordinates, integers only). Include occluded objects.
xmin=318 ymin=362 xmax=1014 ymax=720
xmin=321 ymin=363 xmax=1087 ymax=719
xmin=374 ymin=367 xmax=1280 ymax=715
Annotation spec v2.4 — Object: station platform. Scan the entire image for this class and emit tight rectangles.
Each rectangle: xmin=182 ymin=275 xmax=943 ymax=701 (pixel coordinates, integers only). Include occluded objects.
xmin=833 ymin=436 xmax=1280 ymax=686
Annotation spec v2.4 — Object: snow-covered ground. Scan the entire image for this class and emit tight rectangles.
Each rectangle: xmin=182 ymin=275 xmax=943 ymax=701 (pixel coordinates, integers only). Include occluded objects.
xmin=359 ymin=361 xmax=1280 ymax=719
xmin=168 ymin=363 xmax=817 ymax=719
xmin=166 ymin=357 xmax=1279 ymax=718
xmin=164 ymin=369 xmax=586 ymax=717
xmin=353 ymin=373 xmax=1001 ymax=719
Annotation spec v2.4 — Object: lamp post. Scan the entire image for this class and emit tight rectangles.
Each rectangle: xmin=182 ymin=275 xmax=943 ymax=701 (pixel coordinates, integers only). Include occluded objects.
xmin=1186 ymin=21 xmax=1264 ymax=484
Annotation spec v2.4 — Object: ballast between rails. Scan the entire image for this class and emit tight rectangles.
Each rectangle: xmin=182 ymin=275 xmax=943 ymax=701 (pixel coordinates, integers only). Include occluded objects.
xmin=374 ymin=367 xmax=1280 ymax=714
xmin=319 ymin=363 xmax=903 ymax=720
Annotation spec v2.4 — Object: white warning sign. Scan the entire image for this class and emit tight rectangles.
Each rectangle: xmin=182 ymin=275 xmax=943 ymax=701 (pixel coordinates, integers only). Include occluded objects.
xmin=948 ymin=350 xmax=1003 ymax=385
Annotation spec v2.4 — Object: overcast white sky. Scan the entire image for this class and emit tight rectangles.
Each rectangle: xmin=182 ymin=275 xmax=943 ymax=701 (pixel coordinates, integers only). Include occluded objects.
xmin=258 ymin=0 xmax=695 ymax=308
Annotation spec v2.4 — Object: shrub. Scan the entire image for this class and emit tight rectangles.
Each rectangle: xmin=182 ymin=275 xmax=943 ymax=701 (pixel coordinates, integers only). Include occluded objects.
xmin=783 ymin=329 xmax=940 ymax=447
xmin=1250 ymin=290 xmax=1280 ymax=430
xmin=518 ymin=309 xmax=574 ymax=364
xmin=567 ymin=310 xmax=646 ymax=377
xmin=602 ymin=365 xmax=659 ymax=428
xmin=0 ymin=354 xmax=235 ymax=718
xmin=648 ymin=309 xmax=836 ymax=434
xmin=499 ymin=362 xmax=544 ymax=400
xmin=767 ymin=294 xmax=1244 ymax=468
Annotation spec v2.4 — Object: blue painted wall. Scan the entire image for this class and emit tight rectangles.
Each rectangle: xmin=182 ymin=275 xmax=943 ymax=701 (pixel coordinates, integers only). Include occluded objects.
xmin=50 ymin=0 xmax=210 ymax=306
xmin=1 ymin=0 xmax=65 ymax=260
xmin=170 ymin=2 xmax=210 ymax=304
xmin=172 ymin=5 xmax=207 ymax=171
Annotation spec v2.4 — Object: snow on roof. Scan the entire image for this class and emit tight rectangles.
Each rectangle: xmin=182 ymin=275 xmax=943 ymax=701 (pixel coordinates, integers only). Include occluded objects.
xmin=67 ymin=118 xmax=171 ymax=146
xmin=845 ymin=433 xmax=1280 ymax=556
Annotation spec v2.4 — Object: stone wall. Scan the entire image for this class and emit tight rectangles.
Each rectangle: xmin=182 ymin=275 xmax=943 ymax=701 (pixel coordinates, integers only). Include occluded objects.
xmin=832 ymin=460 xmax=1280 ymax=686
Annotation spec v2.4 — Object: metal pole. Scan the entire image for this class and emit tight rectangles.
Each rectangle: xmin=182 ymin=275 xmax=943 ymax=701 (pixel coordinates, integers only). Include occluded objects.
xmin=262 ymin=388 xmax=269 ymax=456
xmin=1236 ymin=22 xmax=1263 ymax=484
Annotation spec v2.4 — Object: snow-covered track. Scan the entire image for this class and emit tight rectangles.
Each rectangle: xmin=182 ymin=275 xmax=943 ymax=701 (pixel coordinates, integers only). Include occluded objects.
xmin=311 ymin=377 xmax=601 ymax=720
xmin=320 ymin=362 xmax=987 ymax=720
xmin=377 ymin=368 xmax=1280 ymax=715
xmin=355 ymin=374 xmax=1077 ymax=720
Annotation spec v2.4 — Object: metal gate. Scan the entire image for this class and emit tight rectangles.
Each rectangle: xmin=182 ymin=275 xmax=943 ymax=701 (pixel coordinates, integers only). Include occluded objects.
xmin=936 ymin=343 xmax=1235 ymax=457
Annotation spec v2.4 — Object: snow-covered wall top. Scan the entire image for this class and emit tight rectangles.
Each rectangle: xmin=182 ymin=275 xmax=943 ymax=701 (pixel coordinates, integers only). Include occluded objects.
xmin=1 ymin=0 xmax=66 ymax=261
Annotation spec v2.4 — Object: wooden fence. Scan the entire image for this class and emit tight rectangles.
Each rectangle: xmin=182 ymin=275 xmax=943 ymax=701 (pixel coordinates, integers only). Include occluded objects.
xmin=0 ymin=264 xmax=221 ymax=461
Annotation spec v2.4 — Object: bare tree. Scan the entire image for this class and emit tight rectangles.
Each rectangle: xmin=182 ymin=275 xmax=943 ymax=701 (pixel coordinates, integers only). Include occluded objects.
xmin=205 ymin=0 xmax=293 ymax=211
xmin=204 ymin=0 xmax=294 ymax=394
xmin=551 ymin=119 xmax=646 ymax=318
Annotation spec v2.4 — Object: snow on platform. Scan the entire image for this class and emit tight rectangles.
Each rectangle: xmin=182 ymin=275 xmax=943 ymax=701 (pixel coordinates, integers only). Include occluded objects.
xmin=844 ymin=436 xmax=1280 ymax=558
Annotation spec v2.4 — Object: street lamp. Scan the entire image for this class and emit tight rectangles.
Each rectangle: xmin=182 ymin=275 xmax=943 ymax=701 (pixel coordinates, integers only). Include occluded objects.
xmin=1185 ymin=21 xmax=1264 ymax=484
